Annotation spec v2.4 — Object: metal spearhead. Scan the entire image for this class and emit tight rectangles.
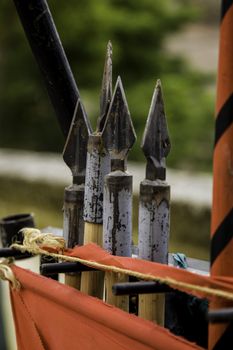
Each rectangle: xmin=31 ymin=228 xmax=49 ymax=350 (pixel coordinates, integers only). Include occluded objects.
xmin=63 ymin=99 xmax=92 ymax=184
xmin=97 ymin=41 xmax=113 ymax=132
xmin=102 ymin=76 xmax=136 ymax=168
xmin=141 ymin=80 xmax=171 ymax=181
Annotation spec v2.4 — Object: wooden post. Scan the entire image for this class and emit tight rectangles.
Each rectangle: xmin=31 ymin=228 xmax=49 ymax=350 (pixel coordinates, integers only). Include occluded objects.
xmin=138 ymin=80 xmax=171 ymax=325
xmin=102 ymin=77 xmax=136 ymax=310
xmin=63 ymin=99 xmax=92 ymax=288
xmin=80 ymin=42 xmax=112 ymax=298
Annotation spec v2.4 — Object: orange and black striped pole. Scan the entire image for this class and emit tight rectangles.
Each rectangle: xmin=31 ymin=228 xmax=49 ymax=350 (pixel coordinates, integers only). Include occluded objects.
xmin=210 ymin=1 xmax=233 ymax=349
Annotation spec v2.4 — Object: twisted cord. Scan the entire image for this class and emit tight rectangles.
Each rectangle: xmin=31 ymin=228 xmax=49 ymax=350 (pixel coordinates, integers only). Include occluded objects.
xmin=0 ymin=259 xmax=20 ymax=290
xmin=10 ymin=228 xmax=233 ymax=301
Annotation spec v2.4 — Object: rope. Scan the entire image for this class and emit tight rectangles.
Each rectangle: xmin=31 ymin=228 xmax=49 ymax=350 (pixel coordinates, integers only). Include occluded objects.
xmin=0 ymin=259 xmax=20 ymax=290
xmin=11 ymin=228 xmax=233 ymax=301
xmin=20 ymin=228 xmax=66 ymax=253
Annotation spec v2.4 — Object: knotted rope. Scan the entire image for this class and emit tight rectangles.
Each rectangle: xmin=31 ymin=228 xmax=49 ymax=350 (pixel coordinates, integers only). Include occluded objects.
xmin=20 ymin=228 xmax=66 ymax=253
xmin=10 ymin=228 xmax=233 ymax=301
xmin=0 ymin=259 xmax=20 ymax=290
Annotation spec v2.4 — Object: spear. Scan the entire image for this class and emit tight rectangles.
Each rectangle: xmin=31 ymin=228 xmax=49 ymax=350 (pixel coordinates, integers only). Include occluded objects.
xmin=138 ymin=80 xmax=171 ymax=325
xmin=62 ymin=99 xmax=92 ymax=288
xmin=13 ymin=0 xmax=79 ymax=136
xmin=102 ymin=77 xmax=136 ymax=311
xmin=80 ymin=42 xmax=112 ymax=298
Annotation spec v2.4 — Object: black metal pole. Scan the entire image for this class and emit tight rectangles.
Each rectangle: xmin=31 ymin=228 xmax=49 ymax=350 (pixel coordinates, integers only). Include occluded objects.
xmin=13 ymin=0 xmax=80 ymax=136
xmin=208 ymin=308 xmax=233 ymax=323
xmin=112 ymin=282 xmax=172 ymax=296
xmin=0 ymin=248 xmax=29 ymax=258
xmin=40 ymin=261 xmax=97 ymax=275
xmin=0 ymin=213 xmax=34 ymax=259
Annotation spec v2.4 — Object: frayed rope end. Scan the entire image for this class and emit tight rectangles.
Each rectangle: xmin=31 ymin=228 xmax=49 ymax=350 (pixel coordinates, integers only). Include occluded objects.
xmin=12 ymin=228 xmax=66 ymax=254
xmin=0 ymin=259 xmax=20 ymax=291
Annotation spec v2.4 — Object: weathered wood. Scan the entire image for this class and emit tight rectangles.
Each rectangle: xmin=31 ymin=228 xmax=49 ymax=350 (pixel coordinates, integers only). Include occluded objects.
xmin=80 ymin=135 xmax=110 ymax=297
xmin=64 ymin=274 xmax=82 ymax=289
xmin=105 ymin=272 xmax=128 ymax=312
xmin=103 ymin=173 xmax=132 ymax=257
xmin=83 ymin=135 xmax=110 ymax=224
xmin=103 ymin=172 xmax=131 ymax=309
xmin=81 ymin=43 xmax=112 ymax=298
xmin=138 ymin=183 xmax=169 ymax=324
xmin=63 ymin=100 xmax=91 ymax=247
xmin=63 ymin=187 xmax=84 ymax=248
xmin=81 ymin=222 xmax=105 ymax=297
xmin=63 ymin=99 xmax=91 ymax=289
xmin=139 ymin=182 xmax=170 ymax=263
xmin=102 ymin=77 xmax=136 ymax=310
xmin=139 ymin=294 xmax=165 ymax=324
xmin=138 ymin=80 xmax=171 ymax=325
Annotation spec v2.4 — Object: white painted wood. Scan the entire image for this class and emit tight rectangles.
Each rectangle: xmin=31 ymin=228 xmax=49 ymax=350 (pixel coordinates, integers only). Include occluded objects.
xmin=84 ymin=150 xmax=110 ymax=224
xmin=103 ymin=171 xmax=132 ymax=257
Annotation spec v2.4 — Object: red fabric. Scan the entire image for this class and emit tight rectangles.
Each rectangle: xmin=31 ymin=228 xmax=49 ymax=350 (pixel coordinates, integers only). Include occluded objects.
xmin=67 ymin=243 xmax=233 ymax=301
xmin=10 ymin=264 xmax=203 ymax=350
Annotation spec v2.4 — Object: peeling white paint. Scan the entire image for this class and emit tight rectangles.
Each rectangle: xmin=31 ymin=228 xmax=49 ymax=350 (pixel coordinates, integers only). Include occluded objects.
xmin=103 ymin=183 xmax=132 ymax=257
xmin=139 ymin=199 xmax=169 ymax=264
xmin=84 ymin=151 xmax=110 ymax=223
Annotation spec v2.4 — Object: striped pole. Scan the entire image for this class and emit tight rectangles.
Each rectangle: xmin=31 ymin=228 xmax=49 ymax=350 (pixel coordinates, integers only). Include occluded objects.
xmin=209 ymin=2 xmax=233 ymax=349
xmin=138 ymin=80 xmax=171 ymax=325
xmin=102 ymin=77 xmax=136 ymax=311
xmin=80 ymin=43 xmax=112 ymax=298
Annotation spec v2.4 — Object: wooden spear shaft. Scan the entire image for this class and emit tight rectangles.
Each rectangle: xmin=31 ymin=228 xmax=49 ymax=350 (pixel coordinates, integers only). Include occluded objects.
xmin=102 ymin=77 xmax=136 ymax=310
xmin=138 ymin=80 xmax=171 ymax=325
xmin=103 ymin=166 xmax=132 ymax=311
xmin=80 ymin=134 xmax=110 ymax=298
xmin=63 ymin=186 xmax=84 ymax=290
xmin=63 ymin=99 xmax=92 ymax=288
xmin=80 ymin=42 xmax=112 ymax=298
xmin=138 ymin=181 xmax=170 ymax=324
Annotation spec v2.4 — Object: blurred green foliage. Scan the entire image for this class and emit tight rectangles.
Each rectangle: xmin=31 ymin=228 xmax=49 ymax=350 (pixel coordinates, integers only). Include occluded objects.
xmin=0 ymin=0 xmax=214 ymax=170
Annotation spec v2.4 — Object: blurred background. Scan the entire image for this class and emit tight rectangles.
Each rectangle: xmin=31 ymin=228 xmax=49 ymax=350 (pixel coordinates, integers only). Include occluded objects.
xmin=0 ymin=0 xmax=221 ymax=260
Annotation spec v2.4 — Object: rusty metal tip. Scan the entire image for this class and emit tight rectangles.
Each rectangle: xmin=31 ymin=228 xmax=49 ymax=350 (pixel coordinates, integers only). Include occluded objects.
xmin=102 ymin=78 xmax=136 ymax=160
xmin=141 ymin=83 xmax=171 ymax=180
xmin=63 ymin=99 xmax=92 ymax=178
xmin=97 ymin=41 xmax=113 ymax=132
